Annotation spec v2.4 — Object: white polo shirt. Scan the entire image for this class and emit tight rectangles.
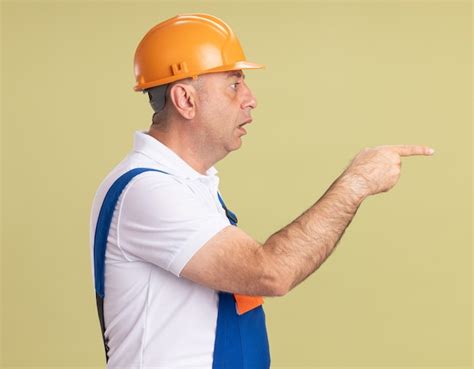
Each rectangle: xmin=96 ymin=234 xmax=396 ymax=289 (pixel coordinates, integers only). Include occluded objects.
xmin=89 ymin=131 xmax=232 ymax=369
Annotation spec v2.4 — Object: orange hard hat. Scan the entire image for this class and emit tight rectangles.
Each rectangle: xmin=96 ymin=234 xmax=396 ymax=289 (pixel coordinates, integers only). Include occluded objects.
xmin=133 ymin=13 xmax=264 ymax=91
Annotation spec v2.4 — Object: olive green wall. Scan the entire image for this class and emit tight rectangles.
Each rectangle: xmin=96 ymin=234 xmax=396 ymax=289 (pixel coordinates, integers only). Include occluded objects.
xmin=1 ymin=1 xmax=471 ymax=368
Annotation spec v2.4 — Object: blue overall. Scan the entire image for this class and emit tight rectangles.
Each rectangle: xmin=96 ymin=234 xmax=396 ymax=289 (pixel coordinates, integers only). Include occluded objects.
xmin=93 ymin=167 xmax=271 ymax=368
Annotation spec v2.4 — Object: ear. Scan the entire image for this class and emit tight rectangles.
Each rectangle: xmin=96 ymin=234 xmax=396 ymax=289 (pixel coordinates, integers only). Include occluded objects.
xmin=168 ymin=83 xmax=197 ymax=120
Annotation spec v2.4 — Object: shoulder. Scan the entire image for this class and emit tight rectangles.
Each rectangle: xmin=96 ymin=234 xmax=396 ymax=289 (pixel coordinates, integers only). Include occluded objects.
xmin=125 ymin=168 xmax=184 ymax=188
xmin=119 ymin=169 xmax=203 ymax=218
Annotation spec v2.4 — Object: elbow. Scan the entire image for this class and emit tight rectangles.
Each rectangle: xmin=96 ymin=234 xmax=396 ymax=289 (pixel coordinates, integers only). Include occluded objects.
xmin=258 ymin=248 xmax=290 ymax=297
xmin=271 ymin=278 xmax=289 ymax=297
xmin=260 ymin=273 xmax=287 ymax=297
xmin=264 ymin=253 xmax=291 ymax=297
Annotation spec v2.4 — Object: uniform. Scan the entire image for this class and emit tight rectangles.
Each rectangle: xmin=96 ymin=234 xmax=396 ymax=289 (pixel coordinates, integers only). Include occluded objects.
xmin=89 ymin=131 xmax=270 ymax=368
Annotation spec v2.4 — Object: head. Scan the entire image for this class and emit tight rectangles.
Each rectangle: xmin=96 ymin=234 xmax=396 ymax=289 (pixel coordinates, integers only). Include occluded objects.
xmin=148 ymin=69 xmax=257 ymax=158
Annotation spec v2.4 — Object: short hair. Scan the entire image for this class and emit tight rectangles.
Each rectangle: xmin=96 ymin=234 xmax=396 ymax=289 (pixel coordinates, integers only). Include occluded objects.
xmin=146 ymin=84 xmax=169 ymax=114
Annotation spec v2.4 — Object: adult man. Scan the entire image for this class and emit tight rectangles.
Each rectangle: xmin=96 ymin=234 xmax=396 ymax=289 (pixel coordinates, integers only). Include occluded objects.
xmin=90 ymin=13 xmax=434 ymax=369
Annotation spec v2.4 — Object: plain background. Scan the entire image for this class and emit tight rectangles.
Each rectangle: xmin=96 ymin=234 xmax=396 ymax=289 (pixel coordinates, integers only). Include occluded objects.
xmin=1 ymin=1 xmax=472 ymax=368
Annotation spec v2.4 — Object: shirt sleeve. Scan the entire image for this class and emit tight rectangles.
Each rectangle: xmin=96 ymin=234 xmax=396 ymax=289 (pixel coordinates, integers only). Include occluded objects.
xmin=116 ymin=171 xmax=231 ymax=277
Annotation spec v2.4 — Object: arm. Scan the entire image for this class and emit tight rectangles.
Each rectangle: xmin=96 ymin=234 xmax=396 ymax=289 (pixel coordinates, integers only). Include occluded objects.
xmin=181 ymin=145 xmax=433 ymax=297
xmin=180 ymin=173 xmax=364 ymax=297
xmin=260 ymin=174 xmax=364 ymax=295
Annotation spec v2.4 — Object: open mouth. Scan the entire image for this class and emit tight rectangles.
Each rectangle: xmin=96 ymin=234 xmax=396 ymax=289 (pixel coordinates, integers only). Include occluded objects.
xmin=239 ymin=118 xmax=252 ymax=128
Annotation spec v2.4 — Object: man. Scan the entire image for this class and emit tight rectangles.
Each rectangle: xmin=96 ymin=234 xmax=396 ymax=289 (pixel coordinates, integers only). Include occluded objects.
xmin=90 ymin=13 xmax=434 ymax=369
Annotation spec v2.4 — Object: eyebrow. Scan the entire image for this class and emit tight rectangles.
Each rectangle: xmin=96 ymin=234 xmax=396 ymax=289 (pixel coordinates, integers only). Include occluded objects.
xmin=226 ymin=71 xmax=246 ymax=80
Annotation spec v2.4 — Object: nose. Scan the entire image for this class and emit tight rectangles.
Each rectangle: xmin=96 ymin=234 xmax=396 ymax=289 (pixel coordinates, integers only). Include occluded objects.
xmin=241 ymin=82 xmax=257 ymax=110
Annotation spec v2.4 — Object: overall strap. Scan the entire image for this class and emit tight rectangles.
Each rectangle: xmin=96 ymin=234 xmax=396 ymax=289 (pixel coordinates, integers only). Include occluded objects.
xmin=93 ymin=167 xmax=170 ymax=298
xmin=93 ymin=167 xmax=169 ymax=363
xmin=217 ymin=192 xmax=239 ymax=226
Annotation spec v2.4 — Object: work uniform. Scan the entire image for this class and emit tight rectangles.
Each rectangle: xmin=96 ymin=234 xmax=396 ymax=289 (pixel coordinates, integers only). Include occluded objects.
xmin=89 ymin=131 xmax=270 ymax=368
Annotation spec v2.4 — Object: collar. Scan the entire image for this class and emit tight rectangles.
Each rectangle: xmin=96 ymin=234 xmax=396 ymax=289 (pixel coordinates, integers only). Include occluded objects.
xmin=132 ymin=131 xmax=218 ymax=180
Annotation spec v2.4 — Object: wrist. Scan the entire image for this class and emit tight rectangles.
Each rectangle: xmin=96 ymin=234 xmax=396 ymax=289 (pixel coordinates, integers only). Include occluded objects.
xmin=334 ymin=172 xmax=369 ymax=205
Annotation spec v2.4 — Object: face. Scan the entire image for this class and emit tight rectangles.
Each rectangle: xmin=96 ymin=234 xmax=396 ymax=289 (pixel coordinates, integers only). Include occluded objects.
xmin=194 ymin=70 xmax=257 ymax=157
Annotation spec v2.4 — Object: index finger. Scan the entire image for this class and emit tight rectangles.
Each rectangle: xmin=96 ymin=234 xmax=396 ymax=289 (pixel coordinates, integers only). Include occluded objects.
xmin=388 ymin=145 xmax=435 ymax=157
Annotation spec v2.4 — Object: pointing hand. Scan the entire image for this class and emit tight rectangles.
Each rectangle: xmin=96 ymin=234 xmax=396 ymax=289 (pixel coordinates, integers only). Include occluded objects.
xmin=340 ymin=145 xmax=435 ymax=199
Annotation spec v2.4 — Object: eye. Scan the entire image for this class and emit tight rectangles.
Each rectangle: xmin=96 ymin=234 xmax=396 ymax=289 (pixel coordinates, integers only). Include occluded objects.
xmin=230 ymin=82 xmax=240 ymax=90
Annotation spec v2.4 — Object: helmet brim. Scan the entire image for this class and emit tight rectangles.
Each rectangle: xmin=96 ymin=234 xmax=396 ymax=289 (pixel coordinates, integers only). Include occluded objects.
xmin=134 ymin=61 xmax=265 ymax=91
xmin=204 ymin=61 xmax=265 ymax=74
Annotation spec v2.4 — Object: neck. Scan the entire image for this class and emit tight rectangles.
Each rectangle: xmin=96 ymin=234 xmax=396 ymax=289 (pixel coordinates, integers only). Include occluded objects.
xmin=147 ymin=124 xmax=223 ymax=176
